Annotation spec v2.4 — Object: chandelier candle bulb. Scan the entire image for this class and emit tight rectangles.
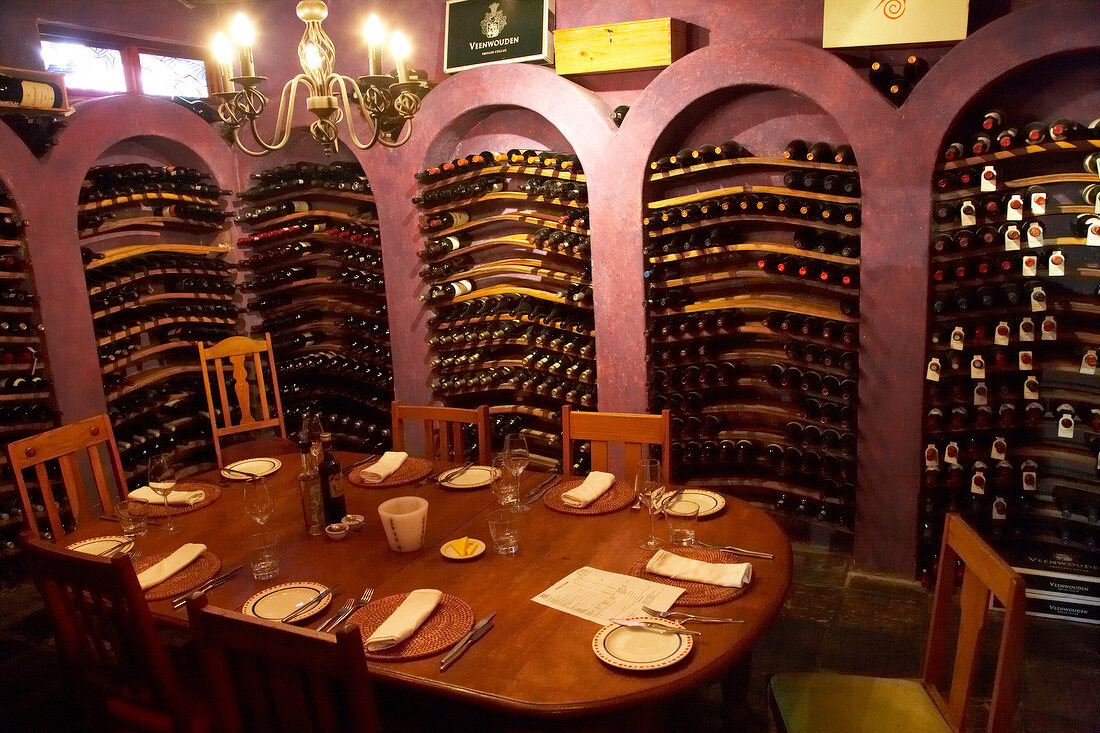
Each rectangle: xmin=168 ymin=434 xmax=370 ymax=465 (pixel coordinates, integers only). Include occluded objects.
xmin=212 ymin=33 xmax=235 ymax=91
xmin=392 ymin=31 xmax=410 ymax=83
xmin=365 ymin=14 xmax=385 ymax=76
xmin=231 ymin=13 xmax=256 ymax=77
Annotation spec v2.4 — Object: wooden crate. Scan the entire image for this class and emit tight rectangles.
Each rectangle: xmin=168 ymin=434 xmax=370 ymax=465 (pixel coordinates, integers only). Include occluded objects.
xmin=0 ymin=65 xmax=71 ymax=115
xmin=554 ymin=18 xmax=685 ymax=76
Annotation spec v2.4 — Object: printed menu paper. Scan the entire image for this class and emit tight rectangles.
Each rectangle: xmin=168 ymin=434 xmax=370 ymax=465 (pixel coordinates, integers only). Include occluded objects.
xmin=533 ymin=566 xmax=684 ymax=625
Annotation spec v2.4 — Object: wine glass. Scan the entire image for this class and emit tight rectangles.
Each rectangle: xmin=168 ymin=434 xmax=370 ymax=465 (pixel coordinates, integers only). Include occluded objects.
xmin=635 ymin=459 xmax=665 ymax=550
xmin=502 ymin=434 xmax=530 ymax=513
xmin=244 ymin=477 xmax=274 ymax=525
xmin=490 ymin=455 xmax=519 ymax=508
xmin=147 ymin=453 xmax=179 ymax=535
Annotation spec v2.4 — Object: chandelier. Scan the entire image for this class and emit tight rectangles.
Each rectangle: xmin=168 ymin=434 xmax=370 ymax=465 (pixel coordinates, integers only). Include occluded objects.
xmin=211 ymin=1 xmax=433 ymax=156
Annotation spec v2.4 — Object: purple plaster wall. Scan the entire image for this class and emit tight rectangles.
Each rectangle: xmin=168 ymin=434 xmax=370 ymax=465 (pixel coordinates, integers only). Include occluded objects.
xmin=0 ymin=0 xmax=1098 ymax=573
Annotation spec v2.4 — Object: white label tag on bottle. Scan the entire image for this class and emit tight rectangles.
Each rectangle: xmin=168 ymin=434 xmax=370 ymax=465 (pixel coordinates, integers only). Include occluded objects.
xmin=950 ymin=326 xmax=965 ymax=351
xmin=970 ymin=469 xmax=986 ymax=495
xmin=994 ymin=321 xmax=1011 ymax=346
xmin=974 ymin=382 xmax=988 ymax=406
xmin=926 ymin=357 xmax=941 ymax=382
xmin=1023 ymin=376 xmax=1039 ymax=399
xmin=980 ymin=166 xmax=997 ymax=192
xmin=991 ymin=437 xmax=1007 ymax=460
xmin=1022 ymin=254 xmax=1038 ymax=276
xmin=960 ymin=201 xmax=977 ymax=227
xmin=1031 ymin=191 xmax=1048 ymax=215
xmin=1006 ymin=194 xmax=1024 ymax=221
xmin=1058 ymin=414 xmax=1075 ymax=438
xmin=1026 ymin=223 xmax=1044 ymax=248
xmin=1018 ymin=350 xmax=1034 ymax=370
xmin=944 ymin=441 xmax=960 ymax=465
xmin=1030 ymin=287 xmax=1046 ymax=312
xmin=1022 ymin=469 xmax=1037 ymax=492
xmin=1049 ymin=250 xmax=1066 ymax=276
xmin=1003 ymin=225 xmax=1021 ymax=251
xmin=924 ymin=444 xmax=939 ymax=470
xmin=1081 ymin=349 xmax=1098 ymax=375
xmin=970 ymin=355 xmax=986 ymax=379
xmin=1041 ymin=316 xmax=1057 ymax=341
xmin=991 ymin=496 xmax=1007 ymax=520
xmin=1019 ymin=317 xmax=1035 ymax=342
xmin=1089 ymin=221 xmax=1100 ymax=246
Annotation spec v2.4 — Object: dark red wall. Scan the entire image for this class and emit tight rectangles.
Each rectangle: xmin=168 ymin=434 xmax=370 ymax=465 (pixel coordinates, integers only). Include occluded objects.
xmin=1 ymin=0 xmax=1097 ymax=573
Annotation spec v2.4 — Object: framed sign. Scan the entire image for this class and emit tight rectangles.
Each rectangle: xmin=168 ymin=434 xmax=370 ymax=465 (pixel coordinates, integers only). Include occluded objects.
xmin=822 ymin=0 xmax=969 ymax=48
xmin=445 ymin=0 xmax=555 ymax=74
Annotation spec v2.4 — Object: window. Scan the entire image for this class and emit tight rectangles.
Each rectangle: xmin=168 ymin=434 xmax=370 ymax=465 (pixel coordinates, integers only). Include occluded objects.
xmin=39 ymin=27 xmax=213 ymax=99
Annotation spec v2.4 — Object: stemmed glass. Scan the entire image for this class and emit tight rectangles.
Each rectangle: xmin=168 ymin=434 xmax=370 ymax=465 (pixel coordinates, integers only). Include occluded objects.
xmin=635 ymin=458 xmax=665 ymax=550
xmin=147 ymin=453 xmax=179 ymax=535
xmin=244 ymin=476 xmax=274 ymax=525
xmin=502 ymin=434 xmax=530 ymax=513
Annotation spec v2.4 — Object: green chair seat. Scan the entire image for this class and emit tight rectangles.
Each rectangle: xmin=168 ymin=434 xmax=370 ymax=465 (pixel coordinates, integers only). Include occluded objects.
xmin=770 ymin=673 xmax=953 ymax=733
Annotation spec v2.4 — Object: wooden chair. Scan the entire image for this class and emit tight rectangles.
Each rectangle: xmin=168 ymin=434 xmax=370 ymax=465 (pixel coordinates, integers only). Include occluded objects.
xmin=23 ymin=537 xmax=206 ymax=733
xmin=185 ymin=593 xmax=378 ymax=733
xmin=769 ymin=513 xmax=1026 ymax=733
xmin=390 ymin=400 xmax=491 ymax=464
xmin=197 ymin=334 xmax=287 ymax=468
xmin=561 ymin=406 xmax=672 ymax=483
xmin=6 ymin=413 xmax=128 ymax=540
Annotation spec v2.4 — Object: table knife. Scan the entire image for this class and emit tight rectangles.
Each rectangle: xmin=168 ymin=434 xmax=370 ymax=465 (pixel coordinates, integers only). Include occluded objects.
xmin=283 ymin=585 xmax=338 ymax=624
xmin=440 ymin=612 xmax=496 ymax=672
xmin=439 ymin=462 xmax=474 ymax=483
xmin=610 ymin=618 xmax=702 ymax=636
xmin=98 ymin=513 xmax=161 ymax=527
xmin=222 ymin=466 xmax=260 ymax=479
xmin=524 ymin=476 xmax=560 ymax=504
xmin=172 ymin=564 xmax=243 ymax=608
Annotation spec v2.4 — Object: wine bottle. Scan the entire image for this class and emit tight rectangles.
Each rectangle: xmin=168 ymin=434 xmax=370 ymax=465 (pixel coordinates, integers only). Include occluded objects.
xmin=0 ymin=72 xmax=65 ymax=110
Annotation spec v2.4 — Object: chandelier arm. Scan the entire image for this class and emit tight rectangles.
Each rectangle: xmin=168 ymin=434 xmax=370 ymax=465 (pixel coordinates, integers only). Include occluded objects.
xmin=247 ymin=77 xmax=306 ymax=153
xmin=331 ymin=74 xmax=381 ymax=150
xmin=229 ymin=126 xmax=279 ymax=158
xmin=376 ymin=117 xmax=414 ymax=148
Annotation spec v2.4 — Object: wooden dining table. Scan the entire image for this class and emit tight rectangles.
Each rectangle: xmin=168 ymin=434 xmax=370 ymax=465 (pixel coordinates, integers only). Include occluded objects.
xmin=74 ymin=450 xmax=793 ymax=732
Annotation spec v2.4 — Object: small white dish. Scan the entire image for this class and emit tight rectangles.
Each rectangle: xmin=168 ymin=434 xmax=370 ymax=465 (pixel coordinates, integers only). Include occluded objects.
xmin=242 ymin=581 xmax=331 ymax=621
xmin=221 ymin=457 xmax=282 ymax=480
xmin=592 ymin=616 xmax=693 ymax=671
xmin=342 ymin=514 xmax=365 ymax=531
xmin=440 ymin=537 xmax=486 ymax=561
xmin=325 ymin=523 xmax=349 ymax=540
xmin=439 ymin=465 xmax=500 ymax=489
xmin=67 ymin=536 xmax=132 ymax=556
xmin=677 ymin=489 xmax=726 ymax=518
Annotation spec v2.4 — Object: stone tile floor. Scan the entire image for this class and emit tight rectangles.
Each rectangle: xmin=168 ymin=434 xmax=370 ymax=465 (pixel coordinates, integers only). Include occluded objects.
xmin=1 ymin=531 xmax=1098 ymax=732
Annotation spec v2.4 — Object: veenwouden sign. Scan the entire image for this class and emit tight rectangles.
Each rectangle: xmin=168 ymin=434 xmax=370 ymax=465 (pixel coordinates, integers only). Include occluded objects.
xmin=445 ymin=0 xmax=555 ymax=74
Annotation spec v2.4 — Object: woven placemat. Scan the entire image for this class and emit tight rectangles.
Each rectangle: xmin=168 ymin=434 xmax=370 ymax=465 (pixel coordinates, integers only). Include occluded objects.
xmin=143 ymin=483 xmax=222 ymax=517
xmin=135 ymin=550 xmax=221 ymax=601
xmin=627 ymin=546 xmax=750 ymax=606
xmin=543 ymin=479 xmax=635 ymax=516
xmin=348 ymin=457 xmax=433 ymax=489
xmin=348 ymin=593 xmax=474 ymax=662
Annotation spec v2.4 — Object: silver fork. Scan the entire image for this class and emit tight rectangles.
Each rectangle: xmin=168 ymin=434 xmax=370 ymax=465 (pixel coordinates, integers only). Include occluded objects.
xmin=641 ymin=604 xmax=744 ymax=624
xmin=318 ymin=600 xmax=353 ymax=631
xmin=319 ymin=587 xmax=373 ymax=632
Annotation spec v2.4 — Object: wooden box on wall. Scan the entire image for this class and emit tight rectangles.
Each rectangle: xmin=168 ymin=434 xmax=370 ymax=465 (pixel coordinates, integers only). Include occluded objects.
xmin=554 ymin=17 xmax=685 ymax=76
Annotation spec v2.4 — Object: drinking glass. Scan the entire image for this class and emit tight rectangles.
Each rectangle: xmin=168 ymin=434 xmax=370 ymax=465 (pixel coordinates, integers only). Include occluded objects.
xmin=490 ymin=455 xmax=519 ymax=508
xmin=488 ymin=508 xmax=520 ymax=555
xmin=502 ymin=434 xmax=531 ymax=513
xmin=244 ymin=476 xmax=274 ymax=525
xmin=248 ymin=531 xmax=280 ymax=580
xmin=666 ymin=500 xmax=699 ymax=546
xmin=147 ymin=453 xmax=179 ymax=535
xmin=114 ymin=497 xmax=149 ymax=561
xmin=635 ymin=459 xmax=665 ymax=550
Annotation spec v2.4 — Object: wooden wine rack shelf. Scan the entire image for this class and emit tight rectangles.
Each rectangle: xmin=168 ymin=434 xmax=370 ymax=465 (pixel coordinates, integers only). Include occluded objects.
xmin=648 ymin=184 xmax=859 ymax=210
xmin=418 ymin=191 xmax=586 ymax=216
xmin=648 ymin=241 xmax=859 ymax=266
xmin=646 ymin=213 xmax=860 ymax=238
xmin=237 ymin=187 xmax=375 ymax=208
xmin=648 ymin=156 xmax=858 ymax=183
xmin=429 ymin=212 xmax=591 ymax=238
xmin=79 ymin=192 xmax=222 ymax=212
xmin=941 ymin=138 xmax=1100 ymax=171
xmin=79 ymin=215 xmax=227 ymax=238
xmin=418 ymin=164 xmax=586 ymax=192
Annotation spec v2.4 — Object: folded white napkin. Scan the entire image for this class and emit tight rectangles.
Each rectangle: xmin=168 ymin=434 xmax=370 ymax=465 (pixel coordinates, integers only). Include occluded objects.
xmin=646 ymin=549 xmax=753 ymax=588
xmin=366 ymin=588 xmax=442 ymax=651
xmin=129 ymin=485 xmax=206 ymax=506
xmin=560 ymin=471 xmax=616 ymax=508
xmin=136 ymin=543 xmax=207 ymax=590
xmin=358 ymin=451 xmax=409 ymax=484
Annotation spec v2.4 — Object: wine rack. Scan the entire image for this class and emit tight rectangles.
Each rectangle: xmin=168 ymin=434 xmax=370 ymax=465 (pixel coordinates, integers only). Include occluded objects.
xmin=644 ymin=140 xmax=861 ymax=531
xmin=237 ymin=161 xmax=393 ymax=453
xmin=921 ymin=114 xmax=1100 ymax=581
xmin=415 ymin=150 xmax=596 ymax=471
xmin=80 ymin=162 xmax=238 ymax=482
xmin=0 ymin=183 xmax=61 ymax=582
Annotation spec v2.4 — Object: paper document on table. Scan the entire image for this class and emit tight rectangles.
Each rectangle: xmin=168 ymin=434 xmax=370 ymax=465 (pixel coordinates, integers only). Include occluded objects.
xmin=532 ymin=566 xmax=684 ymax=625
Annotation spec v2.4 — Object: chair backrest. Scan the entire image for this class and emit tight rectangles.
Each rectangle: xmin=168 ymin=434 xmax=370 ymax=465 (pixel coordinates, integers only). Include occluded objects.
xmin=390 ymin=400 xmax=491 ymax=464
xmin=6 ymin=413 xmax=128 ymax=540
xmin=922 ymin=513 xmax=1026 ymax=733
xmin=198 ymin=334 xmax=287 ymax=467
xmin=185 ymin=593 xmax=378 ymax=733
xmin=24 ymin=537 xmax=194 ymax=732
xmin=561 ymin=406 xmax=672 ymax=483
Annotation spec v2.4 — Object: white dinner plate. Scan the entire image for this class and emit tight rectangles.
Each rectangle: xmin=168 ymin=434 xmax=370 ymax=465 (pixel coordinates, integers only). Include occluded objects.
xmin=676 ymin=489 xmax=726 ymax=518
xmin=221 ymin=457 xmax=282 ymax=480
xmin=67 ymin=535 xmax=133 ymax=556
xmin=439 ymin=466 xmax=499 ymax=489
xmin=592 ymin=616 xmax=693 ymax=671
xmin=440 ymin=537 xmax=486 ymax=560
xmin=242 ymin=581 xmax=331 ymax=622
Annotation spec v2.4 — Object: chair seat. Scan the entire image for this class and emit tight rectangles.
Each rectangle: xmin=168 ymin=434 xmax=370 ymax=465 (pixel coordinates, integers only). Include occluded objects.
xmin=770 ymin=673 xmax=952 ymax=733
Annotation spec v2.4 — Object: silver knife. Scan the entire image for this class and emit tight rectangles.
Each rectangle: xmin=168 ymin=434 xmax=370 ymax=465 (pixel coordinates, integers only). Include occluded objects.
xmin=660 ymin=487 xmax=686 ymax=512
xmin=440 ymin=612 xmax=496 ymax=672
xmin=525 ymin=475 xmax=560 ymax=504
xmin=222 ymin=466 xmax=260 ymax=479
xmin=283 ymin=585 xmax=338 ymax=624
xmin=172 ymin=564 xmax=243 ymax=608
xmin=438 ymin=462 xmax=474 ymax=483
xmin=610 ymin=618 xmax=702 ymax=636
